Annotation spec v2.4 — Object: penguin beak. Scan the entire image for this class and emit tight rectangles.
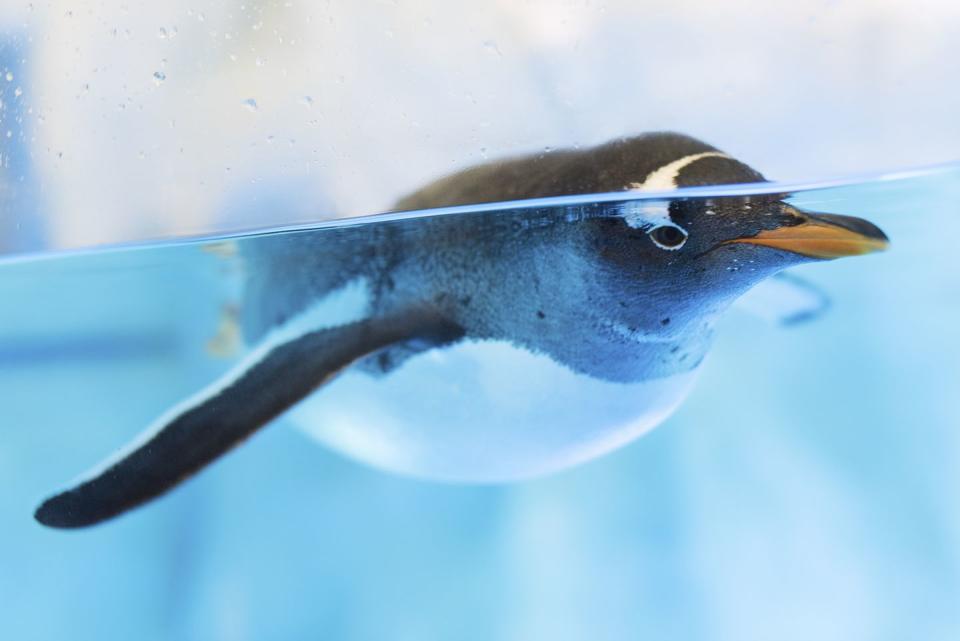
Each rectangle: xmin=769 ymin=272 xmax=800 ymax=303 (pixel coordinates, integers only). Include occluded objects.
xmin=727 ymin=207 xmax=889 ymax=259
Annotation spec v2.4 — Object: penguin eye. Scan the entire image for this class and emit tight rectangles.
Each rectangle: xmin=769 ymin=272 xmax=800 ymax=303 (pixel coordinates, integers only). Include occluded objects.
xmin=648 ymin=224 xmax=688 ymax=250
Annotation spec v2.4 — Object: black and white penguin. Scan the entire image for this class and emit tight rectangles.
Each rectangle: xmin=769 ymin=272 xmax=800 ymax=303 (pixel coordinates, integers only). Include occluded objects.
xmin=35 ymin=132 xmax=888 ymax=528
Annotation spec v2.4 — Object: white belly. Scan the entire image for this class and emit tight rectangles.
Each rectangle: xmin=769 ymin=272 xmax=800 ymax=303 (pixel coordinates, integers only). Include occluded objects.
xmin=286 ymin=339 xmax=700 ymax=482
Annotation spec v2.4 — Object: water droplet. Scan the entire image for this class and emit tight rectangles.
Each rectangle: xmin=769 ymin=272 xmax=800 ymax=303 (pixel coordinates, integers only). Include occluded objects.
xmin=255 ymin=57 xmax=265 ymax=67
xmin=13 ymin=87 xmax=22 ymax=98
xmin=5 ymin=130 xmax=11 ymax=138
xmin=265 ymin=135 xmax=275 ymax=144
xmin=482 ymin=40 xmax=503 ymax=57
xmin=152 ymin=71 xmax=166 ymax=85
xmin=158 ymin=27 xmax=168 ymax=39
xmin=242 ymin=98 xmax=258 ymax=112
xmin=301 ymin=95 xmax=314 ymax=107
xmin=4 ymin=72 xmax=12 ymax=82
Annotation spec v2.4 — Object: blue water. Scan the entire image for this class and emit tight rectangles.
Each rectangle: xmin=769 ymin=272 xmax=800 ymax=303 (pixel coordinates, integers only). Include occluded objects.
xmin=1 ymin=167 xmax=959 ymax=640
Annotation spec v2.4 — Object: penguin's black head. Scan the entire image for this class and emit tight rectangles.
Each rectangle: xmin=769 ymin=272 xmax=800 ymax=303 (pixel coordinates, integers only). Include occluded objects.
xmin=583 ymin=140 xmax=888 ymax=338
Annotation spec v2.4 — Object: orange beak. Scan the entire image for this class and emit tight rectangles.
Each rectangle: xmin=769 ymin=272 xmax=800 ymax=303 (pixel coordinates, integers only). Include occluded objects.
xmin=727 ymin=208 xmax=889 ymax=259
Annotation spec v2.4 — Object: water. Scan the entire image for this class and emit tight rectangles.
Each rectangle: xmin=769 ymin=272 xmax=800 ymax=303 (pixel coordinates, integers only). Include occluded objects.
xmin=1 ymin=167 xmax=959 ymax=638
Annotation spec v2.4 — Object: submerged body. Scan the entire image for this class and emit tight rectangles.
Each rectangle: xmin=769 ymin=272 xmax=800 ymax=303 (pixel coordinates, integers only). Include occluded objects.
xmin=241 ymin=207 xmax=710 ymax=481
xmin=35 ymin=133 xmax=889 ymax=528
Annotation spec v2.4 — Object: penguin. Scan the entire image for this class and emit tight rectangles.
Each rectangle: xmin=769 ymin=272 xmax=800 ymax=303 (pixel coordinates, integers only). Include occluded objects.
xmin=34 ymin=132 xmax=889 ymax=528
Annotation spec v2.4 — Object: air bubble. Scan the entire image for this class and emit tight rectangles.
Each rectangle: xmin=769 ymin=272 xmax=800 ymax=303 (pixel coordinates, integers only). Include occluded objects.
xmin=242 ymin=98 xmax=258 ymax=112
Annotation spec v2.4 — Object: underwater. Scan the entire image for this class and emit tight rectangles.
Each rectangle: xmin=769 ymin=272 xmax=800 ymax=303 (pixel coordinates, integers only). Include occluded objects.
xmin=1 ymin=1 xmax=959 ymax=640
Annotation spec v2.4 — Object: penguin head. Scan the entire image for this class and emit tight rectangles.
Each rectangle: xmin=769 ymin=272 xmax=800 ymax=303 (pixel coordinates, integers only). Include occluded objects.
xmin=583 ymin=141 xmax=889 ymax=339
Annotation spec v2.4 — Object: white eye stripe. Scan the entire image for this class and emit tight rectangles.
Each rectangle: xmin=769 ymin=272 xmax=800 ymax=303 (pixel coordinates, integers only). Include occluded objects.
xmin=621 ymin=201 xmax=671 ymax=229
xmin=628 ymin=151 xmax=732 ymax=192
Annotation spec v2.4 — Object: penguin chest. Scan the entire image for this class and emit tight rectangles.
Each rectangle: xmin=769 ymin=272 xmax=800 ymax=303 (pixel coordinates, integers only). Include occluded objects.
xmin=285 ymin=338 xmax=701 ymax=482
xmin=239 ymin=246 xmax=704 ymax=481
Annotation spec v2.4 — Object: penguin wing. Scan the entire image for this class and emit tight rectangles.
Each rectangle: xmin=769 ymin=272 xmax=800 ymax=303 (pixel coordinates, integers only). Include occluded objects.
xmin=733 ymin=272 xmax=831 ymax=327
xmin=35 ymin=310 xmax=462 ymax=529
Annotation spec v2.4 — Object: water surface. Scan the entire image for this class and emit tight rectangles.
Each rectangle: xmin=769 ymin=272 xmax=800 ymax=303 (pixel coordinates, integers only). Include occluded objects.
xmin=1 ymin=166 xmax=958 ymax=640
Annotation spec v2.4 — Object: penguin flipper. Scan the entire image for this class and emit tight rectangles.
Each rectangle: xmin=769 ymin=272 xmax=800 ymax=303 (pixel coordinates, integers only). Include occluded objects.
xmin=733 ymin=272 xmax=832 ymax=327
xmin=34 ymin=311 xmax=461 ymax=529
